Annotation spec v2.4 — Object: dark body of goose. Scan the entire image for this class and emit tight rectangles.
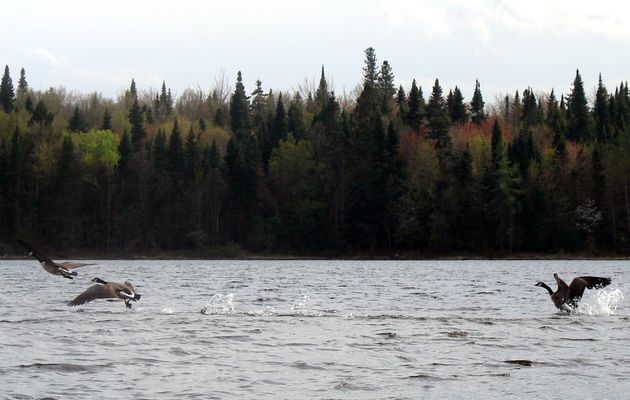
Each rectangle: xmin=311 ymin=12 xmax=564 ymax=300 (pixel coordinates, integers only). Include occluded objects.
xmin=68 ymin=278 xmax=141 ymax=308
xmin=535 ymin=273 xmax=611 ymax=312
xmin=17 ymin=238 xmax=94 ymax=279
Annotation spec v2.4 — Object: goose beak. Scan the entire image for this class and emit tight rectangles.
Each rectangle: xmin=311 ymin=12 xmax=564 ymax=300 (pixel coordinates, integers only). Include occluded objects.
xmin=134 ymin=294 xmax=141 ymax=301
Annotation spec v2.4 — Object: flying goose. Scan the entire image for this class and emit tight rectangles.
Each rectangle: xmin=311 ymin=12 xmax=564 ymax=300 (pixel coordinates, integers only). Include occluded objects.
xmin=67 ymin=278 xmax=141 ymax=308
xmin=535 ymin=273 xmax=611 ymax=312
xmin=17 ymin=238 xmax=94 ymax=279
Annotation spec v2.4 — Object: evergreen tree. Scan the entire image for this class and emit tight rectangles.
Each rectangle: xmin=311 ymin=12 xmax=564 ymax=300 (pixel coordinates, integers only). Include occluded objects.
xmin=405 ymin=79 xmax=424 ymax=132
xmin=362 ymin=47 xmax=378 ymax=87
xmin=484 ymin=119 xmax=520 ymax=250
xmin=396 ymin=85 xmax=407 ymax=118
xmin=129 ymin=79 xmax=138 ymax=99
xmin=594 ymin=74 xmax=611 ymax=143
xmin=509 ymin=126 xmax=539 ymax=181
xmin=521 ymin=87 xmax=540 ymax=127
xmin=128 ymin=97 xmax=145 ymax=150
xmin=69 ymin=105 xmax=88 ymax=132
xmin=250 ymin=79 xmax=268 ymax=126
xmin=229 ymin=71 xmax=251 ymax=141
xmin=168 ymin=120 xmax=185 ymax=179
xmin=117 ymin=131 xmax=132 ymax=179
xmin=101 ymin=107 xmax=112 ymax=131
xmin=547 ymin=90 xmax=567 ymax=157
xmin=287 ymin=93 xmax=306 ymax=140
xmin=447 ymin=86 xmax=467 ymax=124
xmin=378 ymin=60 xmax=396 ymax=113
xmin=52 ymin=136 xmax=81 ymax=247
xmin=29 ymin=100 xmax=54 ymax=125
xmin=470 ymin=79 xmax=486 ymax=124
xmin=0 ymin=65 xmax=15 ymax=113
xmin=208 ymin=138 xmax=219 ymax=169
xmin=426 ymin=79 xmax=453 ymax=167
xmin=566 ymin=69 xmax=593 ymax=141
xmin=17 ymin=68 xmax=28 ymax=95
xmin=314 ymin=66 xmax=329 ymax=110
xmin=152 ymin=129 xmax=168 ymax=172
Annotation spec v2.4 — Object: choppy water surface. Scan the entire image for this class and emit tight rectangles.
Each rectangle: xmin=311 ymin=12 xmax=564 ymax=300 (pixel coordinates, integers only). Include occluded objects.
xmin=0 ymin=259 xmax=628 ymax=399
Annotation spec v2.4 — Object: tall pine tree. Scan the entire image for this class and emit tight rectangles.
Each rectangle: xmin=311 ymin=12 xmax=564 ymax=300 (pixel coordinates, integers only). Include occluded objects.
xmin=566 ymin=69 xmax=593 ymax=141
xmin=0 ymin=65 xmax=15 ymax=113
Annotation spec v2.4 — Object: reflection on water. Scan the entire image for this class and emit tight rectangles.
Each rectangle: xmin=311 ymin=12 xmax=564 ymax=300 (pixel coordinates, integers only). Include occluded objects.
xmin=0 ymin=259 xmax=628 ymax=399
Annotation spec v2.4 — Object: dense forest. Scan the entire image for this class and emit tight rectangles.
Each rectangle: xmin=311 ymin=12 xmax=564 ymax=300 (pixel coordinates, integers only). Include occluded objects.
xmin=1 ymin=47 xmax=630 ymax=256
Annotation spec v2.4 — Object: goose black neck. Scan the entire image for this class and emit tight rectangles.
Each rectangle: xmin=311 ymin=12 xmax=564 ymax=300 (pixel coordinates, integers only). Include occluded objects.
xmin=537 ymin=282 xmax=553 ymax=296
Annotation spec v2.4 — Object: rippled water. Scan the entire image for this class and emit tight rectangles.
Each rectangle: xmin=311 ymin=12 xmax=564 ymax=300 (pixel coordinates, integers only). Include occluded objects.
xmin=0 ymin=259 xmax=628 ymax=399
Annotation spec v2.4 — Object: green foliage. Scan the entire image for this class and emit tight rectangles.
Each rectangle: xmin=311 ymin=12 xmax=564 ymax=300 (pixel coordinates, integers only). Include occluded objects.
xmin=75 ymin=129 xmax=120 ymax=170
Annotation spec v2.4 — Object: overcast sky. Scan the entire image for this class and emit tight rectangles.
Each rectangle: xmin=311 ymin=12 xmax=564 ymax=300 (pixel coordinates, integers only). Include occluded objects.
xmin=2 ymin=0 xmax=629 ymax=104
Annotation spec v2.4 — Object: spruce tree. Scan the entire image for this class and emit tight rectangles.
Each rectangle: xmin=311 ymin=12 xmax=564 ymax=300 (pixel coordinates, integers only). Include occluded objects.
xmin=594 ymin=74 xmax=611 ymax=143
xmin=566 ymin=69 xmax=593 ymax=141
xmin=152 ymin=129 xmax=168 ymax=172
xmin=69 ymin=105 xmax=88 ymax=132
xmin=29 ymin=100 xmax=54 ymax=125
xmin=521 ymin=87 xmax=540 ymax=127
xmin=405 ymin=79 xmax=424 ymax=132
xmin=250 ymin=79 xmax=267 ymax=126
xmin=287 ymin=93 xmax=305 ymax=140
xmin=0 ymin=65 xmax=15 ymax=113
xmin=129 ymin=79 xmax=138 ymax=99
xmin=168 ymin=119 xmax=185 ymax=179
xmin=362 ymin=47 xmax=378 ymax=87
xmin=378 ymin=60 xmax=396 ymax=113
xmin=128 ymin=98 xmax=145 ymax=150
xmin=101 ymin=107 xmax=112 ymax=131
xmin=547 ymin=90 xmax=567 ymax=157
xmin=229 ymin=71 xmax=251 ymax=141
xmin=270 ymin=94 xmax=288 ymax=155
xmin=18 ymin=68 xmax=28 ymax=95
xmin=485 ymin=119 xmax=519 ymax=251
xmin=447 ymin=86 xmax=467 ymax=124
xmin=470 ymin=79 xmax=486 ymax=124
xmin=427 ymin=79 xmax=453 ymax=166
xmin=314 ymin=66 xmax=329 ymax=110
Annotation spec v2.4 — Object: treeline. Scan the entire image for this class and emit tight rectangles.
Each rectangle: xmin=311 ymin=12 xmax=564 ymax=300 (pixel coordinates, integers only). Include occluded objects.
xmin=1 ymin=48 xmax=630 ymax=256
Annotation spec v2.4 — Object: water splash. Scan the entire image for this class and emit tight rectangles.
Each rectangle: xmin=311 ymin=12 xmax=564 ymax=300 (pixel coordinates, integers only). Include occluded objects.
xmin=290 ymin=295 xmax=310 ymax=315
xmin=577 ymin=288 xmax=624 ymax=316
xmin=161 ymin=307 xmax=175 ymax=314
xmin=200 ymin=293 xmax=235 ymax=315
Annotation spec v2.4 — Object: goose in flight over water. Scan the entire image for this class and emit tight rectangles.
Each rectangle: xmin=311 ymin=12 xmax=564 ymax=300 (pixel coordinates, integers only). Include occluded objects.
xmin=68 ymin=278 xmax=141 ymax=309
xmin=17 ymin=238 xmax=94 ymax=279
xmin=535 ymin=273 xmax=611 ymax=312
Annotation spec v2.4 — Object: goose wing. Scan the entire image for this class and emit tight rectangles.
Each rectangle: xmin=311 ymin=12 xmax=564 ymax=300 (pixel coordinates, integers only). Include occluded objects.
xmin=67 ymin=284 xmax=116 ymax=306
xmin=553 ymin=273 xmax=569 ymax=289
xmin=16 ymin=239 xmax=54 ymax=264
xmin=569 ymin=276 xmax=611 ymax=299
xmin=58 ymin=261 xmax=95 ymax=270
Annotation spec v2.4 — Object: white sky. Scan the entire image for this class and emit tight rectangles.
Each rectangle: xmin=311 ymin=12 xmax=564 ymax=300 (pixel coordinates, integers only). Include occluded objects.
xmin=2 ymin=0 xmax=629 ymax=103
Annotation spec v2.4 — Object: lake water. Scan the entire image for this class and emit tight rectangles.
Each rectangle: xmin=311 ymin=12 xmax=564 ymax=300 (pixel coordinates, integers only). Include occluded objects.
xmin=0 ymin=259 xmax=628 ymax=399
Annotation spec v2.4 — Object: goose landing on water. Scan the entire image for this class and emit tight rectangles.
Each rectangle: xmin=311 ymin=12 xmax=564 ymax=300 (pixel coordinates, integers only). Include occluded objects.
xmin=68 ymin=278 xmax=141 ymax=309
xmin=17 ymin=239 xmax=94 ymax=279
xmin=535 ymin=273 xmax=611 ymax=312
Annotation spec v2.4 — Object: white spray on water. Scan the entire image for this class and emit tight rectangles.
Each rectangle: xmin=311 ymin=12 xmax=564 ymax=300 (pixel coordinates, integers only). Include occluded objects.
xmin=576 ymin=288 xmax=624 ymax=316
xmin=200 ymin=293 xmax=235 ymax=315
